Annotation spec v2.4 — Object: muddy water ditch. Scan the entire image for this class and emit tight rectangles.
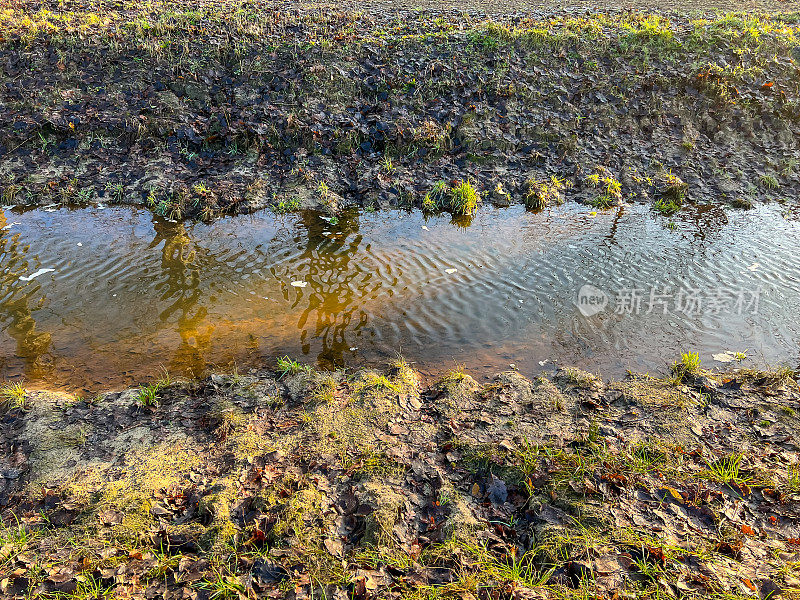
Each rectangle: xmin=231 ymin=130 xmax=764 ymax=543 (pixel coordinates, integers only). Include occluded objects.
xmin=1 ymin=202 xmax=799 ymax=391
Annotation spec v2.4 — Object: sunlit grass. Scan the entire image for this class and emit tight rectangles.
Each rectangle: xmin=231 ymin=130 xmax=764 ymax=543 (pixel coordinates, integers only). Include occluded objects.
xmin=0 ymin=382 xmax=28 ymax=410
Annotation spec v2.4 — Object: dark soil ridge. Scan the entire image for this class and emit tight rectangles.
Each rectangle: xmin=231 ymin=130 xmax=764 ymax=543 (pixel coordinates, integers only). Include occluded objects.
xmin=1 ymin=3 xmax=800 ymax=220
xmin=1 ymin=361 xmax=799 ymax=599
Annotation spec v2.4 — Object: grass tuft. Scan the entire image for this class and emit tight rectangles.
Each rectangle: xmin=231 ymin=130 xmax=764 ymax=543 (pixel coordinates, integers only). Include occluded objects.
xmin=277 ymin=356 xmax=310 ymax=379
xmin=448 ymin=180 xmax=480 ymax=216
xmin=587 ymin=169 xmax=622 ymax=208
xmin=759 ymin=174 xmax=779 ymax=190
xmin=0 ymin=382 xmax=28 ymax=411
xmin=671 ymin=351 xmax=701 ymax=381
xmin=136 ymin=368 xmax=172 ymax=407
xmin=653 ymin=170 xmax=687 ymax=215
xmin=271 ymin=196 xmax=301 ymax=214
xmin=422 ymin=181 xmax=449 ymax=213
xmin=421 ymin=180 xmax=479 ymax=216
xmin=524 ymin=176 xmax=565 ymax=210
xmin=701 ymin=453 xmax=750 ymax=486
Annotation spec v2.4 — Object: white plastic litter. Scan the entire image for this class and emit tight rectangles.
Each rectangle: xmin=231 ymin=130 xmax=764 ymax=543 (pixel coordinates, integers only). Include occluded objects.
xmin=19 ymin=268 xmax=55 ymax=282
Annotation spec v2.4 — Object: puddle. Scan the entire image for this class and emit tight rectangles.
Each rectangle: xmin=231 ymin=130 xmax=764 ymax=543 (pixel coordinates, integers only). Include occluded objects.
xmin=1 ymin=203 xmax=799 ymax=391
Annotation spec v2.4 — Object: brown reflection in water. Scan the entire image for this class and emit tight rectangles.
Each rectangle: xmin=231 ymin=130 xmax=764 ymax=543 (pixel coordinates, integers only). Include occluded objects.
xmin=294 ymin=208 xmax=370 ymax=368
xmin=604 ymin=205 xmax=625 ymax=245
xmin=676 ymin=203 xmax=729 ymax=242
xmin=149 ymin=217 xmax=213 ymax=378
xmin=449 ymin=213 xmax=474 ymax=229
xmin=0 ymin=210 xmax=52 ymax=380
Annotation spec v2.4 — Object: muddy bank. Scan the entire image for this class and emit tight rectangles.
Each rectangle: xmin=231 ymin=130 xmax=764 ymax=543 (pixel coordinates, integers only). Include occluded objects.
xmin=1 ymin=3 xmax=800 ymax=220
xmin=1 ymin=359 xmax=799 ymax=599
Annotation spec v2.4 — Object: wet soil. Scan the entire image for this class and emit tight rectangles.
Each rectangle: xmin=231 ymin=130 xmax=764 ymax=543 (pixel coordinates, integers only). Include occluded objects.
xmin=1 ymin=363 xmax=799 ymax=599
xmin=1 ymin=3 xmax=799 ymax=220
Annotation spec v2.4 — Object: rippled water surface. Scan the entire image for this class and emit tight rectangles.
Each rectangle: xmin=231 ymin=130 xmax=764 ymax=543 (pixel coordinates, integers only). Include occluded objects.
xmin=1 ymin=203 xmax=799 ymax=391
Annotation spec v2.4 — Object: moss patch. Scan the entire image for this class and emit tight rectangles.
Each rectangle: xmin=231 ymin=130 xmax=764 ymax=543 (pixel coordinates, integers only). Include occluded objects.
xmin=65 ymin=441 xmax=200 ymax=542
